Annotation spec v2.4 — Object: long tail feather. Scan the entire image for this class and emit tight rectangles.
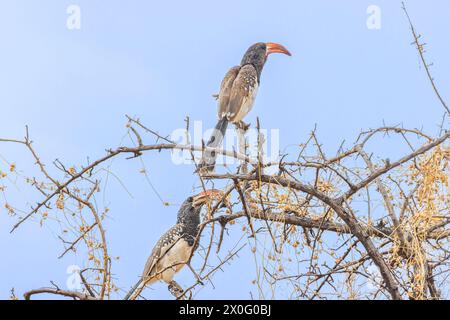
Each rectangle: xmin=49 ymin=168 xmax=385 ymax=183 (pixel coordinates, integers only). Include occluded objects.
xmin=124 ymin=279 xmax=145 ymax=300
xmin=198 ymin=118 xmax=228 ymax=172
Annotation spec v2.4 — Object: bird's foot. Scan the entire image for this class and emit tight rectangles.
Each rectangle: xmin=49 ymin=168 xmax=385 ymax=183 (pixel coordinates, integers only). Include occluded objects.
xmin=168 ymin=280 xmax=187 ymax=300
xmin=235 ymin=121 xmax=250 ymax=131
xmin=196 ymin=163 xmax=214 ymax=175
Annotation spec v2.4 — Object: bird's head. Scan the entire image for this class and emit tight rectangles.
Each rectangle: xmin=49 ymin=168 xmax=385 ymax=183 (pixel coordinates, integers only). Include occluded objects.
xmin=240 ymin=42 xmax=291 ymax=78
xmin=177 ymin=189 xmax=222 ymax=224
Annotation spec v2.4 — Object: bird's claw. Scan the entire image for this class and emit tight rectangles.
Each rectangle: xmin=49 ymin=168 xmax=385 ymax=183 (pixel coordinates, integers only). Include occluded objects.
xmin=235 ymin=121 xmax=250 ymax=131
xmin=168 ymin=281 xmax=186 ymax=300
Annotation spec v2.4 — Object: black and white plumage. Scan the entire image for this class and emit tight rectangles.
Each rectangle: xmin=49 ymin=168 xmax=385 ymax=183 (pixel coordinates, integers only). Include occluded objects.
xmin=199 ymin=42 xmax=291 ymax=172
xmin=126 ymin=190 xmax=220 ymax=300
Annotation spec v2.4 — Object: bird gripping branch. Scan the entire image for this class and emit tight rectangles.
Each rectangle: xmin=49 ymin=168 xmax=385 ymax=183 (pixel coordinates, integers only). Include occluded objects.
xmin=125 ymin=189 xmax=221 ymax=300
xmin=198 ymin=42 xmax=291 ymax=172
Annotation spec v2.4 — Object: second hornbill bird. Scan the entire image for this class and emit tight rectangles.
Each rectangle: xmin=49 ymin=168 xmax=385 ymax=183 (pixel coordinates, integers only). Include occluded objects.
xmin=198 ymin=42 xmax=291 ymax=172
xmin=125 ymin=189 xmax=220 ymax=300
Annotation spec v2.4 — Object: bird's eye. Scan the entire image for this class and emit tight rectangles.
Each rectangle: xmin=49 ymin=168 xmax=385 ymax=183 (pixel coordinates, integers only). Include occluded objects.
xmin=187 ymin=196 xmax=193 ymax=202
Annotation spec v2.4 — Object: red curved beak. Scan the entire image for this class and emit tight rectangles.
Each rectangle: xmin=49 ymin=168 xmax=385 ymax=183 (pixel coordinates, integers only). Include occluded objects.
xmin=198 ymin=189 xmax=222 ymax=198
xmin=266 ymin=42 xmax=292 ymax=56
xmin=193 ymin=189 xmax=222 ymax=206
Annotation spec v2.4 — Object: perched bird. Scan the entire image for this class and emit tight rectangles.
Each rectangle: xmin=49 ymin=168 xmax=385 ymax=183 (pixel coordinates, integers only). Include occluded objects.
xmin=125 ymin=189 xmax=220 ymax=300
xmin=199 ymin=42 xmax=291 ymax=172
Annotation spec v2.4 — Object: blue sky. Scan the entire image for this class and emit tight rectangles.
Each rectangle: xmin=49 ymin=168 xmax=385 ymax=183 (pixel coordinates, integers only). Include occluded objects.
xmin=0 ymin=0 xmax=449 ymax=299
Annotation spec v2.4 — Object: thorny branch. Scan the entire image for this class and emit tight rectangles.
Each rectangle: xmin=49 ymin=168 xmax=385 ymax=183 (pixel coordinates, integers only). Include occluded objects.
xmin=1 ymin=5 xmax=449 ymax=300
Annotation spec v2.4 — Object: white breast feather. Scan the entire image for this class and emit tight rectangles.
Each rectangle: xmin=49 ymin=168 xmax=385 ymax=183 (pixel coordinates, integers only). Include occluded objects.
xmin=156 ymin=239 xmax=192 ymax=283
xmin=233 ymin=83 xmax=258 ymax=122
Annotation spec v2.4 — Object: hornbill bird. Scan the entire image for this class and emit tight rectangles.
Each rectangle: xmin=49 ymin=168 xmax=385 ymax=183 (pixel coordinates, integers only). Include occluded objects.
xmin=125 ymin=189 xmax=221 ymax=300
xmin=198 ymin=42 xmax=291 ymax=172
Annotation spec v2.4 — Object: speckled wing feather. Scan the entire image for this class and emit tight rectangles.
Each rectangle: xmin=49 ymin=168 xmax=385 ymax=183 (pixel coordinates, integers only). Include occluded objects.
xmin=218 ymin=66 xmax=240 ymax=119
xmin=142 ymin=223 xmax=185 ymax=279
xmin=226 ymin=64 xmax=259 ymax=122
